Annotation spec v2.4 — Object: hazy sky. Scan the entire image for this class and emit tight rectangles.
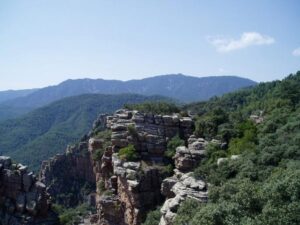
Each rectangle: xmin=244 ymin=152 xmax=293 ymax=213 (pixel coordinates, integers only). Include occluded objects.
xmin=0 ymin=0 xmax=299 ymax=90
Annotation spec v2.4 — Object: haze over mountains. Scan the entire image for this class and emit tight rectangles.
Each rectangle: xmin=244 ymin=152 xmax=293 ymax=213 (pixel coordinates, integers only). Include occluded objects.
xmin=0 ymin=74 xmax=256 ymax=121
xmin=0 ymin=89 xmax=38 ymax=103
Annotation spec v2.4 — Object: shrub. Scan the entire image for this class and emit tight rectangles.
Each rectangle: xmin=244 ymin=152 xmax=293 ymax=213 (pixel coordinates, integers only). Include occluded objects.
xmin=52 ymin=204 xmax=91 ymax=225
xmin=97 ymin=180 xmax=106 ymax=192
xmin=174 ymin=199 xmax=202 ymax=225
xmin=92 ymin=148 xmax=105 ymax=161
xmin=142 ymin=207 xmax=161 ymax=225
xmin=165 ymin=135 xmax=185 ymax=159
xmin=128 ymin=124 xmax=138 ymax=139
xmin=118 ymin=144 xmax=138 ymax=161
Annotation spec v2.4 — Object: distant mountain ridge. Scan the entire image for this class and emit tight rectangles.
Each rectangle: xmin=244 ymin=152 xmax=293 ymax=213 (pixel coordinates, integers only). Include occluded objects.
xmin=0 ymin=74 xmax=256 ymax=121
xmin=0 ymin=88 xmax=38 ymax=103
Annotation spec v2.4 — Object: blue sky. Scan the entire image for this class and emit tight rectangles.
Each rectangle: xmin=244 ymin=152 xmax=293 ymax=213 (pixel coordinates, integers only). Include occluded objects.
xmin=0 ymin=0 xmax=299 ymax=90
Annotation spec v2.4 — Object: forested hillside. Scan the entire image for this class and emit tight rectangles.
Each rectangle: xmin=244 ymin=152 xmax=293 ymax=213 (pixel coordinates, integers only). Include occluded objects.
xmin=0 ymin=94 xmax=169 ymax=170
xmin=171 ymin=71 xmax=300 ymax=224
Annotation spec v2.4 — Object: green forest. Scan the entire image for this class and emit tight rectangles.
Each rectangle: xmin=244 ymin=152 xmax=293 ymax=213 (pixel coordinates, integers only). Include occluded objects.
xmin=176 ymin=72 xmax=300 ymax=224
xmin=143 ymin=71 xmax=300 ymax=225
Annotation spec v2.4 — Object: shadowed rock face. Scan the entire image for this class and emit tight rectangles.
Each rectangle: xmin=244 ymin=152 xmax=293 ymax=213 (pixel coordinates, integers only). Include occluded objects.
xmin=0 ymin=156 xmax=58 ymax=225
xmin=39 ymin=141 xmax=96 ymax=207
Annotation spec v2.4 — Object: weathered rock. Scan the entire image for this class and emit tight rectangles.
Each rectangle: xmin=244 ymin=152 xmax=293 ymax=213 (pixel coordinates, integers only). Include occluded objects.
xmin=0 ymin=155 xmax=58 ymax=225
xmin=174 ymin=137 xmax=208 ymax=172
xmin=108 ymin=109 xmax=194 ymax=160
xmin=39 ymin=141 xmax=96 ymax=207
xmin=89 ymin=138 xmax=103 ymax=151
xmin=161 ymin=177 xmax=177 ymax=198
xmin=0 ymin=156 xmax=12 ymax=168
xmin=159 ymin=172 xmax=208 ymax=225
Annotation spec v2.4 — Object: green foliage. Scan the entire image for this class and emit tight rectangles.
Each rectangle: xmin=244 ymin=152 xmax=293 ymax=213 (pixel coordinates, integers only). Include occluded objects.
xmin=102 ymin=190 xmax=114 ymax=196
xmin=194 ymin=108 xmax=228 ymax=138
xmin=92 ymin=130 xmax=112 ymax=161
xmin=124 ymin=101 xmax=180 ymax=114
xmin=118 ymin=144 xmax=138 ymax=161
xmin=142 ymin=207 xmax=161 ymax=225
xmin=174 ymin=199 xmax=202 ymax=225
xmin=52 ymin=203 xmax=91 ymax=225
xmin=177 ymin=71 xmax=300 ymax=225
xmin=161 ymin=164 xmax=174 ymax=177
xmin=92 ymin=148 xmax=105 ymax=161
xmin=165 ymin=135 xmax=185 ymax=159
xmin=228 ymin=120 xmax=257 ymax=155
xmin=128 ymin=124 xmax=138 ymax=139
xmin=97 ymin=180 xmax=106 ymax=193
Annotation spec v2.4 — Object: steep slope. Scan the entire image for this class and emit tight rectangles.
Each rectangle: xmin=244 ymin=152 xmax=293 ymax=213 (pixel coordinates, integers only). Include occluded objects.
xmin=0 ymin=74 xmax=256 ymax=121
xmin=0 ymin=94 xmax=170 ymax=170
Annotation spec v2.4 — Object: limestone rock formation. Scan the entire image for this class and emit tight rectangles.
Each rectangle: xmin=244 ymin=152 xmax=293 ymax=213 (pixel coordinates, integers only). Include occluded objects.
xmin=159 ymin=170 xmax=208 ymax=225
xmin=106 ymin=109 xmax=194 ymax=160
xmin=87 ymin=109 xmax=195 ymax=225
xmin=174 ymin=136 xmax=208 ymax=172
xmin=0 ymin=156 xmax=58 ymax=225
xmin=158 ymin=135 xmax=212 ymax=225
xmin=39 ymin=141 xmax=96 ymax=207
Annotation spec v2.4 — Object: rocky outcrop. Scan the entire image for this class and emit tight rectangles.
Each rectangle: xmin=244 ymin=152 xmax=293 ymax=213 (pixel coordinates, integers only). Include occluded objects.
xmin=174 ymin=136 xmax=208 ymax=172
xmin=39 ymin=114 xmax=108 ymax=208
xmin=106 ymin=109 xmax=194 ymax=160
xmin=158 ymin=136 xmax=214 ymax=225
xmin=250 ymin=110 xmax=264 ymax=124
xmin=0 ymin=156 xmax=58 ymax=225
xmin=159 ymin=171 xmax=208 ymax=225
xmin=39 ymin=141 xmax=96 ymax=207
xmin=89 ymin=109 xmax=195 ymax=225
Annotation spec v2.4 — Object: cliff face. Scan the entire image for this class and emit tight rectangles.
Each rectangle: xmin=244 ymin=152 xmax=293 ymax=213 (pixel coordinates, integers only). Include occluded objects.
xmin=39 ymin=109 xmax=210 ymax=225
xmin=91 ymin=109 xmax=194 ymax=225
xmin=39 ymin=141 xmax=96 ymax=207
xmin=159 ymin=136 xmax=214 ymax=225
xmin=0 ymin=156 xmax=58 ymax=225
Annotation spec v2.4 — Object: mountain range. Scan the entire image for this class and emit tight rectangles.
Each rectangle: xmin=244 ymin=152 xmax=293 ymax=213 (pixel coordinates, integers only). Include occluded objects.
xmin=0 ymin=74 xmax=256 ymax=121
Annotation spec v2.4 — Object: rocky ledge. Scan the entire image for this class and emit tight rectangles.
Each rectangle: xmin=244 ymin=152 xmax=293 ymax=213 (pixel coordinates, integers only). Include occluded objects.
xmin=0 ymin=156 xmax=58 ymax=225
xmin=158 ymin=135 xmax=213 ymax=225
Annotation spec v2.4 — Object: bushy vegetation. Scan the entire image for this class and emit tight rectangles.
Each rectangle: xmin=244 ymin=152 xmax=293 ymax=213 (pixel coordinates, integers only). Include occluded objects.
xmin=124 ymin=101 xmax=180 ymax=114
xmin=174 ymin=71 xmax=300 ymax=225
xmin=165 ymin=135 xmax=185 ymax=159
xmin=118 ymin=144 xmax=139 ymax=161
xmin=52 ymin=203 xmax=92 ymax=225
xmin=142 ymin=207 xmax=161 ymax=225
xmin=127 ymin=124 xmax=139 ymax=139
xmin=92 ymin=130 xmax=112 ymax=161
